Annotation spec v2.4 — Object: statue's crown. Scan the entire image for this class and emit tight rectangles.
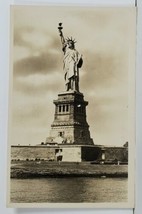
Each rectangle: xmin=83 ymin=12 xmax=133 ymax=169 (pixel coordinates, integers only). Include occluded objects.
xmin=66 ymin=37 xmax=76 ymax=44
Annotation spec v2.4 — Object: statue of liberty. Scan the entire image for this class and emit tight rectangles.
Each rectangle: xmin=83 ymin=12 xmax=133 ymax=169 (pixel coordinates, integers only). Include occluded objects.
xmin=58 ymin=23 xmax=83 ymax=92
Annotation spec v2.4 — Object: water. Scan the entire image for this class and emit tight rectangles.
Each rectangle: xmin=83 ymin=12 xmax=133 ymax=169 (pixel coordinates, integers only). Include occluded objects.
xmin=11 ymin=177 xmax=127 ymax=203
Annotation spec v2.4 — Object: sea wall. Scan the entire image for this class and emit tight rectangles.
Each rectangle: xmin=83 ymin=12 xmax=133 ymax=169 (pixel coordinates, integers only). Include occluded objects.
xmin=11 ymin=146 xmax=56 ymax=161
xmin=104 ymin=147 xmax=128 ymax=162
xmin=11 ymin=145 xmax=128 ymax=162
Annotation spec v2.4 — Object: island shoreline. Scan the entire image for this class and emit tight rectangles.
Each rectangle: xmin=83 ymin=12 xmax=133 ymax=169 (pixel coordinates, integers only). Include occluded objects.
xmin=11 ymin=161 xmax=128 ymax=179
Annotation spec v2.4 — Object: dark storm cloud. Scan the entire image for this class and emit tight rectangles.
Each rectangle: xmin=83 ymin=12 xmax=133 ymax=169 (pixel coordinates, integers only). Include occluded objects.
xmin=14 ymin=51 xmax=61 ymax=76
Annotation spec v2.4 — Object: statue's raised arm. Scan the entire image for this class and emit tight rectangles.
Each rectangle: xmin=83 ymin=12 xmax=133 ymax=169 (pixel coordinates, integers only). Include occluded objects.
xmin=58 ymin=23 xmax=66 ymax=50
xmin=58 ymin=23 xmax=83 ymax=92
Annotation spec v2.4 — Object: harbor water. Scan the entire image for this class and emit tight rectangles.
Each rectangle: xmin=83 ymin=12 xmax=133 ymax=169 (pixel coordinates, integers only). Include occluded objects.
xmin=11 ymin=177 xmax=128 ymax=203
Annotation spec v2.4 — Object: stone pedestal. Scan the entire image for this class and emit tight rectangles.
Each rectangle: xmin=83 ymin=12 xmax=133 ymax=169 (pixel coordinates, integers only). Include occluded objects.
xmin=46 ymin=90 xmax=94 ymax=145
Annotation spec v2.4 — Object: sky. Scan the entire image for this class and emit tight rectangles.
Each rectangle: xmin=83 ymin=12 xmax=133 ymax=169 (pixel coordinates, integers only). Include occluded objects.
xmin=10 ymin=6 xmax=136 ymax=146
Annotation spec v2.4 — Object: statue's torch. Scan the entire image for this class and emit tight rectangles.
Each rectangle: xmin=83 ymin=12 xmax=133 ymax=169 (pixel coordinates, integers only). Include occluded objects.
xmin=58 ymin=23 xmax=65 ymax=45
xmin=58 ymin=23 xmax=63 ymax=36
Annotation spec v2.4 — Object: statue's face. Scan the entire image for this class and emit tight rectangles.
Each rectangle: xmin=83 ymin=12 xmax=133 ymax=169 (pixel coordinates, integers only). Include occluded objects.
xmin=67 ymin=41 xmax=74 ymax=49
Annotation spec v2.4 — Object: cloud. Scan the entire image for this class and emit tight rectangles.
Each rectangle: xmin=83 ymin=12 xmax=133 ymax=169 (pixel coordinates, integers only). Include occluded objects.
xmin=14 ymin=51 xmax=61 ymax=76
xmin=80 ymin=50 xmax=128 ymax=95
xmin=14 ymin=72 xmax=63 ymax=95
xmin=13 ymin=26 xmax=63 ymax=77
xmin=14 ymin=26 xmax=54 ymax=50
xmin=14 ymin=26 xmax=34 ymax=47
xmin=12 ymin=88 xmax=55 ymax=129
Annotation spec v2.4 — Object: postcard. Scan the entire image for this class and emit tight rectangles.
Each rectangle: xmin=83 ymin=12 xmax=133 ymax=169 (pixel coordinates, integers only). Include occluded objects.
xmin=7 ymin=5 xmax=136 ymax=208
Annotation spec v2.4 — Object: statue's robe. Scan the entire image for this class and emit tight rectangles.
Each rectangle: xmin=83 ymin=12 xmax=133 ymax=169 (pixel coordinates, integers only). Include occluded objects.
xmin=63 ymin=47 xmax=83 ymax=85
